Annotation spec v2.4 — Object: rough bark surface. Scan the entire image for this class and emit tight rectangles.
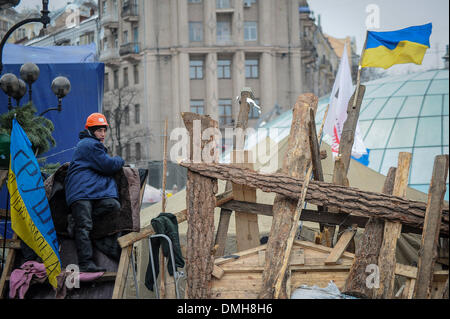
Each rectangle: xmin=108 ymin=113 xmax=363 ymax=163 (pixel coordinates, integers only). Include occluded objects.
xmin=179 ymin=162 xmax=449 ymax=235
xmin=343 ymin=167 xmax=396 ymax=298
xmin=414 ymin=155 xmax=449 ymax=299
xmin=182 ymin=112 xmax=218 ymax=299
xmin=259 ymin=93 xmax=318 ymax=299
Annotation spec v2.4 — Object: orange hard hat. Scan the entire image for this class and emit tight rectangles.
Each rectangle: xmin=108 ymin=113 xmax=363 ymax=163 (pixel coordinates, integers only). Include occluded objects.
xmin=85 ymin=113 xmax=109 ymax=129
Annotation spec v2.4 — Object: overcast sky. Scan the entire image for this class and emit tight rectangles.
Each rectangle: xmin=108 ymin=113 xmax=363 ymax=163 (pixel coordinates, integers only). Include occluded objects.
xmin=16 ymin=0 xmax=449 ymax=72
xmin=308 ymin=0 xmax=449 ymax=73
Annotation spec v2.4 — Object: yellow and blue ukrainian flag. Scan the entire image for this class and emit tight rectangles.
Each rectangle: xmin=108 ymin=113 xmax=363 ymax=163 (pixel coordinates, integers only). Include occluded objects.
xmin=361 ymin=23 xmax=432 ymax=69
xmin=7 ymin=118 xmax=61 ymax=288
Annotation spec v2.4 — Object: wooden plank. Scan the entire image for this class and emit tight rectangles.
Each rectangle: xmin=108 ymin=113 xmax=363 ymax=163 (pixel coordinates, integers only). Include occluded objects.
xmin=215 ymin=88 xmax=253 ymax=257
xmin=375 ymin=152 xmax=412 ymax=299
xmin=0 ymin=239 xmax=20 ymax=250
xmin=259 ymin=93 xmax=318 ymax=300
xmin=343 ymin=167 xmax=396 ymax=298
xmin=414 ymin=155 xmax=449 ymax=299
xmin=232 ymin=150 xmax=259 ymax=252
xmin=0 ymin=233 xmax=18 ymax=299
xmin=212 ymin=265 xmax=225 ymax=280
xmin=324 ymin=225 xmax=357 ymax=265
xmin=112 ymin=245 xmax=132 ymax=299
xmin=257 ymin=249 xmax=305 ymax=268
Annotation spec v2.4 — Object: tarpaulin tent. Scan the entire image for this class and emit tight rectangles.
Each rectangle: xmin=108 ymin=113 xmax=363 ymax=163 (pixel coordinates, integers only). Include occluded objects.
xmin=0 ymin=43 xmax=104 ymax=165
xmin=0 ymin=43 xmax=104 ymax=210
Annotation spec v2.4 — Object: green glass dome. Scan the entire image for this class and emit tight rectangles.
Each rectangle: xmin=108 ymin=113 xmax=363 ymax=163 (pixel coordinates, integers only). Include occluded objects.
xmin=251 ymin=69 xmax=448 ymax=200
xmin=315 ymin=69 xmax=449 ymax=200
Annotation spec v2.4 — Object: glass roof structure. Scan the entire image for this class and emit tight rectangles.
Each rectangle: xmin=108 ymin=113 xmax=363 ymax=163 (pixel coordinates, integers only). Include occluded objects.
xmin=238 ymin=69 xmax=449 ymax=200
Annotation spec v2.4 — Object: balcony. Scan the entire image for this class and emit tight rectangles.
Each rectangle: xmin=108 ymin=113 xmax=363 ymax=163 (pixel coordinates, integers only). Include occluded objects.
xmin=119 ymin=42 xmax=141 ymax=62
xmin=99 ymin=47 xmax=120 ymax=64
xmin=121 ymin=3 xmax=139 ymax=22
xmin=100 ymin=12 xmax=119 ymax=29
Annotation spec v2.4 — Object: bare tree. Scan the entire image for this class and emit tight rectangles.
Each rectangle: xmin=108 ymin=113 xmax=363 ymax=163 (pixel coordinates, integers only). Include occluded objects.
xmin=103 ymin=86 xmax=152 ymax=163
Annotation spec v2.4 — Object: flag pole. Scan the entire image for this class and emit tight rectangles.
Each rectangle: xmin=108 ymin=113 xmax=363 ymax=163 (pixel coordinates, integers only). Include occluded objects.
xmin=352 ymin=31 xmax=368 ymax=108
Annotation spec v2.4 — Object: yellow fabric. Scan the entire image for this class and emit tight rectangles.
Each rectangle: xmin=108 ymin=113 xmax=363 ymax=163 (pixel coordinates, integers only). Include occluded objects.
xmin=361 ymin=40 xmax=428 ymax=69
xmin=7 ymin=168 xmax=61 ymax=288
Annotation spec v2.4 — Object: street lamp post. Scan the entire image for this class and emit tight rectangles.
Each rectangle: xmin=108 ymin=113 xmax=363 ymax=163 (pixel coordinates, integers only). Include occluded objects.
xmin=0 ymin=63 xmax=71 ymax=115
xmin=0 ymin=0 xmax=50 ymax=75
xmin=0 ymin=1 xmax=71 ymax=115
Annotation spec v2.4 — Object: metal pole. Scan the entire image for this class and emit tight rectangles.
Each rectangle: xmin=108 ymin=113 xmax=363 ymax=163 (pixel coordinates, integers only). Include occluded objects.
xmin=0 ymin=0 xmax=50 ymax=74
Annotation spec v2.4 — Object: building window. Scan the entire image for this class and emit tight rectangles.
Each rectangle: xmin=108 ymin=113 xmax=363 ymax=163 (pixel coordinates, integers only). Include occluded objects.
xmin=249 ymin=98 xmax=260 ymax=119
xmin=135 ymin=142 xmax=141 ymax=161
xmin=217 ymin=20 xmax=231 ymax=43
xmin=244 ymin=0 xmax=257 ymax=7
xmin=219 ymin=99 xmax=233 ymax=126
xmin=244 ymin=22 xmax=258 ymax=41
xmin=217 ymin=59 xmax=231 ymax=79
xmin=102 ymin=0 xmax=107 ymax=15
xmin=113 ymin=69 xmax=119 ymax=89
xmin=245 ymin=59 xmax=259 ymax=78
xmin=104 ymin=73 xmax=109 ymax=92
xmin=189 ymin=22 xmax=203 ymax=42
xmin=188 ymin=0 xmax=201 ymax=3
xmin=216 ymin=0 xmax=231 ymax=9
xmin=123 ymin=30 xmax=128 ymax=43
xmin=135 ymin=104 xmax=140 ymax=124
xmin=125 ymin=143 xmax=131 ymax=161
xmin=123 ymin=67 xmax=129 ymax=87
xmin=133 ymin=26 xmax=139 ymax=42
xmin=133 ymin=64 xmax=139 ymax=84
xmin=190 ymin=100 xmax=204 ymax=115
xmin=190 ymin=60 xmax=204 ymax=79
xmin=124 ymin=106 xmax=130 ymax=125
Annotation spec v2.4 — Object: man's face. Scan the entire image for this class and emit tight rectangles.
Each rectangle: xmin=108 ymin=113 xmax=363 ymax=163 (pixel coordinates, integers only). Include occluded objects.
xmin=93 ymin=127 xmax=107 ymax=143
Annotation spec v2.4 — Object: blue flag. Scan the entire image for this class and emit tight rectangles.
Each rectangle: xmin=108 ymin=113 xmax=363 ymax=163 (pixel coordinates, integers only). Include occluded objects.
xmin=7 ymin=118 xmax=61 ymax=288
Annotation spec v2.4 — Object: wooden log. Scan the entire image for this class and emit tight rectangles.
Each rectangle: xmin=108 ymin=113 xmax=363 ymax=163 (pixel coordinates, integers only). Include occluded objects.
xmin=274 ymin=151 xmax=315 ymax=299
xmin=182 ymin=112 xmax=218 ymax=299
xmin=308 ymin=107 xmax=332 ymax=243
xmin=375 ymin=152 xmax=411 ymax=299
xmin=325 ymin=224 xmax=357 ymax=265
xmin=215 ymin=88 xmax=253 ymax=256
xmin=332 ymin=85 xmax=366 ymax=184
xmin=332 ymin=85 xmax=366 ymax=251
xmin=219 ymin=200 xmax=425 ymax=235
xmin=232 ymin=151 xmax=260 ymax=252
xmin=414 ymin=155 xmax=449 ymax=299
xmin=179 ymin=162 xmax=449 ymax=235
xmin=259 ymin=93 xmax=318 ymax=299
xmin=343 ymin=167 xmax=396 ymax=298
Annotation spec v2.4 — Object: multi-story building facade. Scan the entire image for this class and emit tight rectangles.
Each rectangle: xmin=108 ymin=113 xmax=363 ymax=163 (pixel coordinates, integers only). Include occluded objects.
xmin=99 ymin=0 xmax=342 ymax=171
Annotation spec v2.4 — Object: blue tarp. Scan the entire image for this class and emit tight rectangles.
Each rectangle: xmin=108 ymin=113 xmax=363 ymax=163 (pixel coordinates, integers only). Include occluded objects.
xmin=3 ymin=43 xmax=98 ymax=64
xmin=0 ymin=44 xmax=104 ymax=209
xmin=1 ymin=43 xmax=104 ymax=165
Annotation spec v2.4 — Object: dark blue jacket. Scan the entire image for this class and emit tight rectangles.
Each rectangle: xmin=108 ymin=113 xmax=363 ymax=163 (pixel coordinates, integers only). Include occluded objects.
xmin=65 ymin=130 xmax=125 ymax=206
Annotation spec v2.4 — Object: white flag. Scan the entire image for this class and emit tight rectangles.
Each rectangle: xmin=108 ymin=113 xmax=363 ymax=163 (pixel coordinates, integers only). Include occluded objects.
xmin=323 ymin=44 xmax=367 ymax=159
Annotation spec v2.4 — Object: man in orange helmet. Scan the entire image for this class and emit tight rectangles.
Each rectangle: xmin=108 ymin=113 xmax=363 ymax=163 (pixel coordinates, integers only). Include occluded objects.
xmin=65 ymin=113 xmax=124 ymax=272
